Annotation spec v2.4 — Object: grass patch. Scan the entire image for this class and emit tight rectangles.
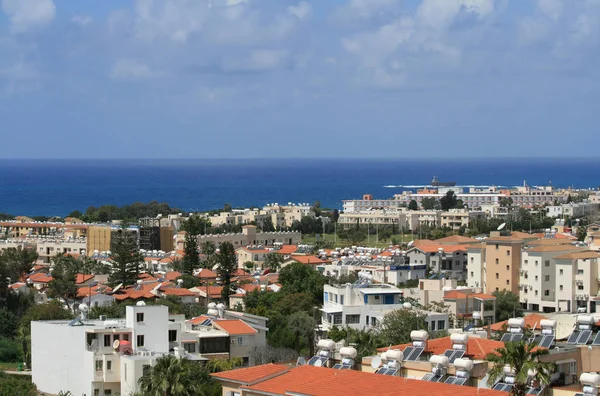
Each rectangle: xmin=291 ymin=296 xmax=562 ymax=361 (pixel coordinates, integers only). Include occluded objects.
xmin=301 ymin=233 xmax=415 ymax=248
xmin=0 ymin=362 xmax=20 ymax=371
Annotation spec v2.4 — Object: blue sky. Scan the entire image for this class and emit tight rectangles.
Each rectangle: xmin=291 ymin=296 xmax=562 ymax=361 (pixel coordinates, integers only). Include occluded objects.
xmin=0 ymin=0 xmax=598 ymax=159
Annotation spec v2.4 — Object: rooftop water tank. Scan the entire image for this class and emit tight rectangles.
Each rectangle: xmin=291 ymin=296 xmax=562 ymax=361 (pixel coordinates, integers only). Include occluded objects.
xmin=411 ymin=330 xmax=429 ymax=341
xmin=384 ymin=349 xmax=403 ymax=362
xmin=454 ymin=358 xmax=474 ymax=372
xmin=430 ymin=355 xmax=449 ymax=367
xmin=339 ymin=347 xmax=357 ymax=359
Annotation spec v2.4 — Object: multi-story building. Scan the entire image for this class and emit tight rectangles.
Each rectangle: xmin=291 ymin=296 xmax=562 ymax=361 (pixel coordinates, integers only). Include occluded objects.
xmin=482 ymin=235 xmax=523 ymax=294
xmin=342 ymin=194 xmax=402 ymax=213
xmin=320 ymin=283 xmax=448 ymax=333
xmin=177 ymin=225 xmax=301 ymax=253
xmin=546 ymin=202 xmax=599 ymax=219
xmin=518 ymin=245 xmax=583 ymax=312
xmin=32 ymin=304 xmax=268 ymax=396
xmin=554 ymin=251 xmax=600 ymax=313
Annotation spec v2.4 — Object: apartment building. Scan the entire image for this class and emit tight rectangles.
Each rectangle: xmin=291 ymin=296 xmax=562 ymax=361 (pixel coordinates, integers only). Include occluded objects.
xmin=547 ymin=202 xmax=599 ymax=218
xmin=519 ymin=245 xmax=583 ymax=312
xmin=175 ymin=225 xmax=301 ymax=253
xmin=554 ymin=251 xmax=600 ymax=313
xmin=482 ymin=235 xmax=523 ymax=294
xmin=320 ymin=283 xmax=448 ymax=333
xmin=32 ymin=304 xmax=267 ymax=396
xmin=342 ymin=194 xmax=402 ymax=213
xmin=406 ymin=242 xmax=469 ymax=281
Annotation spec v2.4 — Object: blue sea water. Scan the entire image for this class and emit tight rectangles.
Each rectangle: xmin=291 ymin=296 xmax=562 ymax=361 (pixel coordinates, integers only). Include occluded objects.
xmin=0 ymin=158 xmax=598 ymax=217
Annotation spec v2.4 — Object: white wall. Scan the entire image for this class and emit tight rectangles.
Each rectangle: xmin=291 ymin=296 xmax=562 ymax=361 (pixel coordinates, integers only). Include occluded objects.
xmin=32 ymin=322 xmax=90 ymax=396
xmin=126 ymin=305 xmax=169 ymax=353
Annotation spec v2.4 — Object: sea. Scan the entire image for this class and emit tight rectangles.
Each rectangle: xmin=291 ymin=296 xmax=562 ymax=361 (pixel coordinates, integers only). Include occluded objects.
xmin=0 ymin=158 xmax=598 ymax=217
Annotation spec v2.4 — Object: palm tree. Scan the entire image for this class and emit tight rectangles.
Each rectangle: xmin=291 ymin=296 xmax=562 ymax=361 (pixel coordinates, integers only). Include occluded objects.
xmin=486 ymin=340 xmax=555 ymax=396
xmin=264 ymin=253 xmax=284 ymax=273
xmin=201 ymin=241 xmax=216 ymax=260
xmin=206 ymin=357 xmax=243 ymax=373
xmin=138 ymin=355 xmax=199 ymax=396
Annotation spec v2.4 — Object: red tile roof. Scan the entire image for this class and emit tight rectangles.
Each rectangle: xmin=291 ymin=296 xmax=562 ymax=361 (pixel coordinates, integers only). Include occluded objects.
xmin=289 ymin=255 xmax=329 ymax=265
xmin=435 ymin=235 xmax=479 ymax=244
xmin=443 ymin=291 xmax=496 ymax=300
xmin=490 ymin=313 xmax=548 ymax=332
xmin=197 ymin=268 xmax=217 ymax=279
xmin=189 ymin=315 xmax=211 ymax=325
xmin=211 ymin=363 xmax=289 ymax=384
xmin=76 ymin=284 xmax=112 ymax=298
xmin=233 ymin=365 xmax=506 ymax=396
xmin=377 ymin=336 xmax=505 ymax=360
xmin=161 ymin=288 xmax=196 ymax=297
xmin=75 ymin=274 xmax=94 ymax=284
xmin=165 ymin=271 xmax=182 ymax=281
xmin=29 ymin=273 xmax=54 ymax=283
xmin=213 ymin=320 xmax=257 ymax=335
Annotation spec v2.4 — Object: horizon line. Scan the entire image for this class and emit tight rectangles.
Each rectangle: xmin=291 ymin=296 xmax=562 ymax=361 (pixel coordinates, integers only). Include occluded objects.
xmin=1 ymin=156 xmax=600 ymax=161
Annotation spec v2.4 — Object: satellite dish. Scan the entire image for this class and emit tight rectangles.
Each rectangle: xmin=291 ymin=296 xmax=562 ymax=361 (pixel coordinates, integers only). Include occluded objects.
xmin=314 ymin=359 xmax=323 ymax=367
xmin=371 ymin=356 xmax=382 ymax=370
xmin=113 ymin=339 xmax=120 ymax=349
xmin=296 ymin=357 xmax=306 ymax=366
xmin=554 ymin=314 xmax=577 ymax=340
xmin=407 ymin=241 xmax=414 ymax=248
xmin=498 ymin=223 xmax=506 ymax=231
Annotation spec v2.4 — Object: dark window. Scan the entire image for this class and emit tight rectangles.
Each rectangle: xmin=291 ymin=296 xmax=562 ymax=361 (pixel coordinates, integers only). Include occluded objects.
xmin=169 ymin=330 xmax=177 ymax=342
xmin=184 ymin=343 xmax=196 ymax=353
xmin=113 ymin=334 xmax=120 ymax=341
xmin=107 ymin=360 xmax=112 ymax=371
xmin=104 ymin=334 xmax=111 ymax=347
xmin=200 ymin=337 xmax=229 ymax=354
xmin=143 ymin=364 xmax=151 ymax=376
xmin=122 ymin=334 xmax=129 ymax=341
xmin=137 ymin=313 xmax=144 ymax=322
xmin=137 ymin=335 xmax=145 ymax=347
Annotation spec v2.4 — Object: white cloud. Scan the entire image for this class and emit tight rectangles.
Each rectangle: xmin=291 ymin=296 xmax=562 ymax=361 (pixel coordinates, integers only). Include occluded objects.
xmin=110 ymin=59 xmax=158 ymax=81
xmin=72 ymin=15 xmax=93 ymax=27
xmin=1 ymin=0 xmax=56 ymax=33
xmin=288 ymin=1 xmax=312 ymax=21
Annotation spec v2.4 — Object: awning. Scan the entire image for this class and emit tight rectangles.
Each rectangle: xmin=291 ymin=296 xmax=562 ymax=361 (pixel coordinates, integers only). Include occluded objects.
xmin=320 ymin=307 xmax=342 ymax=314
xmin=181 ymin=340 xmax=197 ymax=343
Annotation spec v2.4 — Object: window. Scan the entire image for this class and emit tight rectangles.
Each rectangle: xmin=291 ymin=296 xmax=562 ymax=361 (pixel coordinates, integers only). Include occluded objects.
xmin=113 ymin=334 xmax=120 ymax=342
xmin=507 ymin=250 xmax=510 ymax=256
xmin=374 ymin=295 xmax=380 ymax=300
xmin=524 ymin=260 xmax=528 ymax=264
xmin=438 ymin=320 xmax=445 ymax=330
xmin=340 ymin=295 xmax=344 ymax=305
xmin=495 ymin=244 xmax=499 ymax=250
xmin=506 ymin=265 xmax=510 ymax=271
xmin=334 ymin=294 xmax=338 ymax=303
xmin=535 ymin=276 xmax=538 ymax=281
xmin=94 ymin=390 xmax=100 ymax=396
xmin=200 ymin=337 xmax=229 ymax=354
xmin=333 ymin=313 xmax=342 ymax=325
xmin=569 ymin=361 xmax=577 ymax=375
xmin=560 ymin=285 xmax=563 ymax=291
xmin=559 ymin=269 xmax=563 ymax=275
xmin=366 ymin=315 xmax=369 ymax=325
xmin=95 ymin=360 xmax=103 ymax=372
xmin=535 ymin=261 xmax=539 ymax=266
xmin=137 ymin=335 xmax=145 ymax=348
xmin=544 ymin=290 xmax=549 ymax=296
xmin=104 ymin=334 xmax=111 ymax=347
xmin=237 ymin=336 xmax=248 ymax=346
xmin=545 ymin=260 xmax=550 ymax=267
xmin=124 ymin=364 xmax=127 ymax=381
xmin=371 ymin=317 xmax=377 ymax=326
xmin=506 ymin=280 xmax=510 ymax=285
xmin=495 ymin=258 xmax=499 ymax=265
xmin=578 ymin=285 xmax=584 ymax=291
xmin=470 ymin=257 xmax=474 ymax=262
xmin=496 ymin=273 xmax=499 ymax=279
xmin=106 ymin=360 xmax=112 ymax=371
xmin=105 ymin=391 xmax=112 ymax=396
xmin=345 ymin=315 xmax=360 ymax=325
xmin=143 ymin=365 xmax=151 ymax=376
xmin=535 ymin=290 xmax=538 ymax=296
xmin=578 ymin=269 xmax=584 ymax=275
xmin=184 ymin=343 xmax=196 ymax=353
xmin=136 ymin=313 xmax=144 ymax=322
xmin=169 ymin=330 xmax=177 ymax=342
xmin=431 ymin=321 xmax=436 ymax=331
xmin=470 ymin=271 xmax=474 ymax=277
xmin=544 ymin=275 xmax=550 ymax=282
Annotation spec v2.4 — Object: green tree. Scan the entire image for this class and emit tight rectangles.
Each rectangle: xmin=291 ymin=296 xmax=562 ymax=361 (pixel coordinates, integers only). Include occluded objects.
xmin=440 ymin=191 xmax=458 ymax=211
xmin=500 ymin=197 xmax=514 ymax=208
xmin=48 ymin=254 xmax=80 ymax=308
xmin=0 ymin=372 xmax=38 ymax=396
xmin=327 ymin=326 xmax=348 ymax=342
xmin=421 ymin=197 xmax=438 ymax=210
xmin=138 ymin=355 xmax=211 ymax=396
xmin=108 ymin=233 xmax=143 ymax=287
xmin=486 ymin=340 xmax=555 ymax=396
xmin=332 ymin=209 xmax=340 ymax=223
xmin=0 ymin=309 xmax=18 ymax=338
xmin=377 ymin=309 xmax=427 ymax=345
xmin=201 ymin=241 xmax=216 ymax=265
xmin=278 ymin=262 xmax=326 ymax=303
xmin=181 ymin=216 xmax=211 ymax=236
xmin=264 ymin=253 xmax=284 ymax=273
xmin=206 ymin=357 xmax=242 ymax=373
xmin=287 ymin=311 xmax=315 ymax=355
xmin=178 ymin=274 xmax=201 ymax=289
xmin=261 ymin=216 xmax=276 ymax=232
xmin=243 ymin=261 xmax=255 ymax=273
xmin=339 ymin=228 xmax=366 ymax=245
xmin=182 ymin=234 xmax=200 ymax=275
xmin=0 ymin=247 xmax=39 ymax=298
xmin=493 ymin=290 xmax=523 ymax=321
xmin=215 ymin=242 xmax=237 ymax=301
xmin=408 ymin=200 xmax=418 ymax=211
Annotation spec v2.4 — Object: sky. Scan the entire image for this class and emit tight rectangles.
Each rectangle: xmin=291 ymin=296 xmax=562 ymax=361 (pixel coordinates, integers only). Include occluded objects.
xmin=0 ymin=0 xmax=598 ymax=159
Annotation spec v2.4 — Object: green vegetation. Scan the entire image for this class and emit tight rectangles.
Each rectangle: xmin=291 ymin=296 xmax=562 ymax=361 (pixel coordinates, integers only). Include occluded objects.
xmin=107 ymin=232 xmax=144 ymax=287
xmin=0 ymin=372 xmax=37 ymax=396
xmin=182 ymin=234 xmax=201 ymax=275
xmin=214 ymin=242 xmax=237 ymax=301
xmin=493 ymin=290 xmax=523 ymax=322
xmin=75 ymin=201 xmax=181 ymax=223
xmin=137 ymin=354 xmax=221 ymax=396
xmin=486 ymin=340 xmax=555 ymax=396
xmin=264 ymin=253 xmax=284 ymax=273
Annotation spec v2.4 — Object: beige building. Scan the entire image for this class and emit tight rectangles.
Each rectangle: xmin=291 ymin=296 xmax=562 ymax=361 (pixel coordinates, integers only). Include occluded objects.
xmin=482 ymin=235 xmax=523 ymax=294
xmin=554 ymin=251 xmax=600 ymax=313
xmin=176 ymin=225 xmax=301 ymax=253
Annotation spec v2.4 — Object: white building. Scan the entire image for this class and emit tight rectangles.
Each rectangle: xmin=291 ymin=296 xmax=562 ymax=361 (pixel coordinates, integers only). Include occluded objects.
xmin=320 ymin=283 xmax=448 ymax=333
xmin=32 ymin=304 xmax=268 ymax=396
xmin=546 ymin=202 xmax=599 ymax=219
